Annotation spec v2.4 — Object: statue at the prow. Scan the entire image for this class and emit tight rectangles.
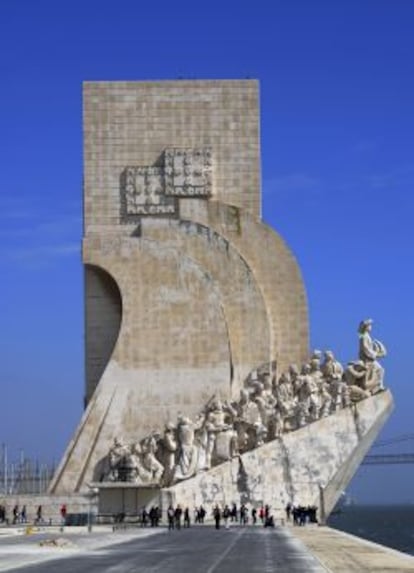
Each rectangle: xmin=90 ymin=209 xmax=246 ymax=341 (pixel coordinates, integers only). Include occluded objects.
xmin=358 ymin=318 xmax=386 ymax=392
xmin=344 ymin=318 xmax=386 ymax=402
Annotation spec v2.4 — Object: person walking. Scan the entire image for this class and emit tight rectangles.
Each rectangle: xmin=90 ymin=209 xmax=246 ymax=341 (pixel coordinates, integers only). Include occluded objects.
xmin=198 ymin=505 xmax=206 ymax=524
xmin=36 ymin=505 xmax=43 ymax=525
xmin=21 ymin=505 xmax=27 ymax=524
xmin=149 ymin=506 xmax=157 ymax=527
xmin=154 ymin=506 xmax=161 ymax=526
xmin=183 ymin=507 xmax=190 ymax=528
xmin=167 ymin=505 xmax=175 ymax=530
xmin=174 ymin=505 xmax=182 ymax=530
xmin=223 ymin=504 xmax=230 ymax=528
xmin=285 ymin=502 xmax=292 ymax=521
xmin=231 ymin=503 xmax=237 ymax=522
xmin=12 ymin=505 xmax=19 ymax=525
xmin=140 ymin=507 xmax=148 ymax=527
xmin=259 ymin=505 xmax=265 ymax=524
xmin=213 ymin=505 xmax=221 ymax=530
xmin=240 ymin=504 xmax=248 ymax=525
xmin=60 ymin=504 xmax=67 ymax=525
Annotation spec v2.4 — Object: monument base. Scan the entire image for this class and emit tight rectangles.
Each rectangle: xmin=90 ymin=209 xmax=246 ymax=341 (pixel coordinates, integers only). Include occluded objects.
xmin=91 ymin=483 xmax=172 ymax=518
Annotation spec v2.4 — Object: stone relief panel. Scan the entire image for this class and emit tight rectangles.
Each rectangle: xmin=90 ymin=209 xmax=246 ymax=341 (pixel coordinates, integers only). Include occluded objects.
xmin=164 ymin=148 xmax=212 ymax=197
xmin=121 ymin=166 xmax=176 ymax=219
xmin=97 ymin=320 xmax=387 ymax=489
xmin=120 ymin=148 xmax=212 ymax=222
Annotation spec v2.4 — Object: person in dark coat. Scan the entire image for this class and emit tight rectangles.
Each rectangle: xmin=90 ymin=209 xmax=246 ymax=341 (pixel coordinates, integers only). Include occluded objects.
xmin=184 ymin=507 xmax=190 ymax=528
xmin=213 ymin=505 xmax=221 ymax=529
xmin=167 ymin=505 xmax=175 ymax=530
xmin=174 ymin=505 xmax=182 ymax=530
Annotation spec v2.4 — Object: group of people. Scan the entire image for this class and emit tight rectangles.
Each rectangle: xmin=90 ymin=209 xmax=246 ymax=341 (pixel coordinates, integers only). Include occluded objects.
xmin=212 ymin=503 xmax=275 ymax=529
xmin=155 ymin=502 xmax=277 ymax=530
xmin=139 ymin=505 xmax=201 ymax=529
xmin=0 ymin=504 xmax=44 ymax=525
xmin=127 ymin=502 xmax=278 ymax=530
xmin=285 ymin=503 xmax=318 ymax=526
xmin=166 ymin=505 xmax=191 ymax=530
xmin=138 ymin=506 xmax=162 ymax=527
xmin=103 ymin=320 xmax=387 ymax=489
xmin=13 ymin=504 xmax=27 ymax=524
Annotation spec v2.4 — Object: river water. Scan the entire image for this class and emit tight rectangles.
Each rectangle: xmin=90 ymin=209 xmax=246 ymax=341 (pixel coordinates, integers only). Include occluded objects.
xmin=328 ymin=504 xmax=414 ymax=556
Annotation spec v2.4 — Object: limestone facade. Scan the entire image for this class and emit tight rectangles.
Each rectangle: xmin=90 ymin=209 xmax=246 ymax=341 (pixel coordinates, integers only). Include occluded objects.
xmin=50 ymin=80 xmax=310 ymax=494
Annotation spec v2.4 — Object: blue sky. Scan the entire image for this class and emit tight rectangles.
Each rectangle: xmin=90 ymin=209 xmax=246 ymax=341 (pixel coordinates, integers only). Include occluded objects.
xmin=1 ymin=0 xmax=413 ymax=503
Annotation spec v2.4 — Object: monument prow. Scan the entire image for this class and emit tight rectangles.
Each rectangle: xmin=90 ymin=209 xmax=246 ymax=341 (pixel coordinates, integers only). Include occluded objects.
xmin=166 ymin=389 xmax=393 ymax=520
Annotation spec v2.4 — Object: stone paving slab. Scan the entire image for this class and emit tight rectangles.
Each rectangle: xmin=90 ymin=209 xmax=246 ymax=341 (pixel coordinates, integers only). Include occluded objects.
xmin=292 ymin=525 xmax=414 ymax=572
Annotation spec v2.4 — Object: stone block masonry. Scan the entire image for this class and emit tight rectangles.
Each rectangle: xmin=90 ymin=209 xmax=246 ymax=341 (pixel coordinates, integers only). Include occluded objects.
xmin=49 ymin=79 xmax=309 ymax=494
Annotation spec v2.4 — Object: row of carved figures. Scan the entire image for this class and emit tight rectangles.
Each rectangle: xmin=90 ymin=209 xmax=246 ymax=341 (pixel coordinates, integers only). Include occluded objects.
xmin=102 ymin=318 xmax=386 ymax=487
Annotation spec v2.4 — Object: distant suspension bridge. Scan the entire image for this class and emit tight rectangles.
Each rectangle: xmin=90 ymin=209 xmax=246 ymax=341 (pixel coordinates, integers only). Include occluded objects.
xmin=362 ymin=433 xmax=414 ymax=465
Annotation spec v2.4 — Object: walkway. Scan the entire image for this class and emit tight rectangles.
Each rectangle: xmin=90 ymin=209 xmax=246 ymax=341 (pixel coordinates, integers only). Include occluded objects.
xmin=294 ymin=524 xmax=414 ymax=572
xmin=0 ymin=524 xmax=325 ymax=572
xmin=2 ymin=523 xmax=414 ymax=572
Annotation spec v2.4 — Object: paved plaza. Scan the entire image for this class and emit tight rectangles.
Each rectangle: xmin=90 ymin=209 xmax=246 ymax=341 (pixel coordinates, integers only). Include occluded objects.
xmin=2 ymin=523 xmax=414 ymax=572
xmin=0 ymin=524 xmax=326 ymax=573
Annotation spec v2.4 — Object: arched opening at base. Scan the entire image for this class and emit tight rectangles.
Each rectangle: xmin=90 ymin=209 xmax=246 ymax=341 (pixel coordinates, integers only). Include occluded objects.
xmin=84 ymin=264 xmax=122 ymax=406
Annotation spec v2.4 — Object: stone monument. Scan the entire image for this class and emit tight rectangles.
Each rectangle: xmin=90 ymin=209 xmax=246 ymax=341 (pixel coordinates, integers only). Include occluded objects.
xmin=49 ymin=80 xmax=393 ymax=519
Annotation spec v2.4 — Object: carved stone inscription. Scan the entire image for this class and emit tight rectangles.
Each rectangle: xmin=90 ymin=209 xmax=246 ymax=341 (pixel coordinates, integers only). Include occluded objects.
xmin=123 ymin=167 xmax=176 ymax=216
xmin=164 ymin=148 xmax=212 ymax=197
xmin=120 ymin=148 xmax=212 ymax=220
